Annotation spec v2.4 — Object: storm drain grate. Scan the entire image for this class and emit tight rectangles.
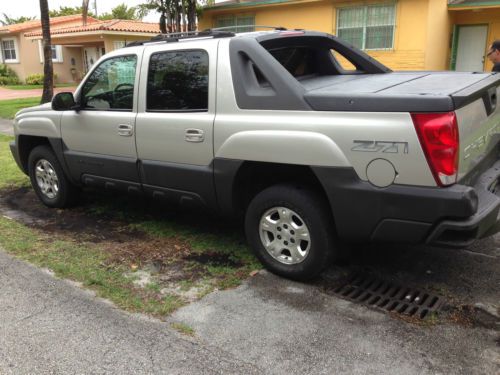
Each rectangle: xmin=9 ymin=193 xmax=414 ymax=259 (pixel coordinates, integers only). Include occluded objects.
xmin=331 ymin=274 xmax=444 ymax=319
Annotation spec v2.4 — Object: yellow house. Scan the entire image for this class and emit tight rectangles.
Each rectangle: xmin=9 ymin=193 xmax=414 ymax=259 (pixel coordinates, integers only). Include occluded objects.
xmin=199 ymin=0 xmax=500 ymax=72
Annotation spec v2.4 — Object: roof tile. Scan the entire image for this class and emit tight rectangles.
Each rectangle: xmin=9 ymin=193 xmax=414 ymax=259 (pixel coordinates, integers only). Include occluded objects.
xmin=24 ymin=19 xmax=161 ymax=37
xmin=0 ymin=14 xmax=98 ymax=33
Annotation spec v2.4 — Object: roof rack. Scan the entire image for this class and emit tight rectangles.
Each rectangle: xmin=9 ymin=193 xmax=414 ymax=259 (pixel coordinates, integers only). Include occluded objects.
xmin=124 ymin=25 xmax=289 ymax=47
xmin=205 ymin=25 xmax=287 ymax=32
xmin=125 ymin=29 xmax=235 ymax=47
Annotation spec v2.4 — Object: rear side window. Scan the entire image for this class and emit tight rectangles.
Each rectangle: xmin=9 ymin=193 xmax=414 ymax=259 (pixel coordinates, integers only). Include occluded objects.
xmin=147 ymin=50 xmax=209 ymax=112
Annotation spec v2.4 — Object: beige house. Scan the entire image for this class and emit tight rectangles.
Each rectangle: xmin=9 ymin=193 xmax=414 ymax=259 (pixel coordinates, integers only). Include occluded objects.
xmin=0 ymin=15 xmax=160 ymax=83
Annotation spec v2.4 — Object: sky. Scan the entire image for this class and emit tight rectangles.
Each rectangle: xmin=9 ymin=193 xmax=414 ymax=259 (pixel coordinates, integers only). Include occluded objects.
xmin=3 ymin=0 xmax=159 ymax=22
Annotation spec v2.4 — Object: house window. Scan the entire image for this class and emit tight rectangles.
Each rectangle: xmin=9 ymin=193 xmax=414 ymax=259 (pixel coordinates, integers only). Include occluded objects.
xmin=38 ymin=42 xmax=63 ymax=63
xmin=215 ymin=14 xmax=255 ymax=33
xmin=2 ymin=39 xmax=18 ymax=62
xmin=337 ymin=4 xmax=395 ymax=50
xmin=113 ymin=41 xmax=126 ymax=50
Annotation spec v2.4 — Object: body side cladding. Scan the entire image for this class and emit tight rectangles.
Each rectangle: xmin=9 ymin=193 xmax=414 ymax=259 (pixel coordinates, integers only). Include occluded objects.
xmin=48 ymin=138 xmax=79 ymax=186
xmin=63 ymin=150 xmax=140 ymax=184
xmin=140 ymin=159 xmax=218 ymax=211
xmin=213 ymin=158 xmax=244 ymax=217
xmin=311 ymin=166 xmax=477 ymax=243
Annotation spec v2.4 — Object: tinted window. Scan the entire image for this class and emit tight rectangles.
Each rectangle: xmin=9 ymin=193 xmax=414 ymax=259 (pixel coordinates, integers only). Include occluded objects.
xmin=147 ymin=50 xmax=209 ymax=111
xmin=81 ymin=55 xmax=137 ymax=111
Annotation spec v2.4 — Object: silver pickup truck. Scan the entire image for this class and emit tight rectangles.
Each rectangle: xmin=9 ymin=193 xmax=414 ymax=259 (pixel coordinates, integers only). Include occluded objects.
xmin=9 ymin=29 xmax=500 ymax=280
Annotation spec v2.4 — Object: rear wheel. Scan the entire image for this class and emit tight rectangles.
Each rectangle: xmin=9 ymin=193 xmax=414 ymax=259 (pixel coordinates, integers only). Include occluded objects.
xmin=28 ymin=145 xmax=79 ymax=208
xmin=245 ymin=184 xmax=337 ymax=280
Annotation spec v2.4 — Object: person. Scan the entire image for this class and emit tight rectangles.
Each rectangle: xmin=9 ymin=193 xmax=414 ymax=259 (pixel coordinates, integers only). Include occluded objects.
xmin=487 ymin=40 xmax=500 ymax=72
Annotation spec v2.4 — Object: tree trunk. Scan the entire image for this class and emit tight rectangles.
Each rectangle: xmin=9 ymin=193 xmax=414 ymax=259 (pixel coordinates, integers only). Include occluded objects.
xmin=187 ymin=0 xmax=196 ymax=31
xmin=82 ymin=0 xmax=90 ymax=25
xmin=181 ymin=1 xmax=187 ymax=32
xmin=175 ymin=5 xmax=181 ymax=33
xmin=39 ymin=0 xmax=53 ymax=104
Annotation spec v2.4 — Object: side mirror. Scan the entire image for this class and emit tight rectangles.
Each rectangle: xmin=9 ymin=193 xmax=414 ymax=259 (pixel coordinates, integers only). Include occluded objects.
xmin=52 ymin=92 xmax=79 ymax=111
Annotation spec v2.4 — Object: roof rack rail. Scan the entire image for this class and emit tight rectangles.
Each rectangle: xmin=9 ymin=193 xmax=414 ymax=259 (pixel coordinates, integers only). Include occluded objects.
xmin=206 ymin=25 xmax=287 ymax=32
xmin=125 ymin=29 xmax=235 ymax=47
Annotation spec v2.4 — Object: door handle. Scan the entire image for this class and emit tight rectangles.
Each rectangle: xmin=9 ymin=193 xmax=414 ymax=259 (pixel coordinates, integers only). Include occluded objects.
xmin=185 ymin=128 xmax=205 ymax=143
xmin=118 ymin=124 xmax=133 ymax=137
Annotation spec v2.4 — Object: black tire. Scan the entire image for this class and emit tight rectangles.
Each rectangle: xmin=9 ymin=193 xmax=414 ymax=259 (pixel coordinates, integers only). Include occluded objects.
xmin=28 ymin=145 xmax=79 ymax=208
xmin=245 ymin=184 xmax=337 ymax=281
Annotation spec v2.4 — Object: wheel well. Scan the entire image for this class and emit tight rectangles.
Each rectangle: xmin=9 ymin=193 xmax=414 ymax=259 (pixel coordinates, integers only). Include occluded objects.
xmin=232 ymin=161 xmax=330 ymax=214
xmin=18 ymin=135 xmax=50 ymax=173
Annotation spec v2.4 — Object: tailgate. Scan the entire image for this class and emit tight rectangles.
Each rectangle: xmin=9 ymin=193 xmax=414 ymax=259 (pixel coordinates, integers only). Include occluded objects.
xmin=453 ymin=75 xmax=500 ymax=181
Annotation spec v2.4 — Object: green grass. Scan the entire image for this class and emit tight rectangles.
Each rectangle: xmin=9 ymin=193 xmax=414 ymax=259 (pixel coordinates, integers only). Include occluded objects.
xmin=0 ymin=135 xmax=29 ymax=189
xmin=0 ymin=97 xmax=42 ymax=119
xmin=171 ymin=322 xmax=195 ymax=336
xmin=4 ymin=83 xmax=76 ymax=90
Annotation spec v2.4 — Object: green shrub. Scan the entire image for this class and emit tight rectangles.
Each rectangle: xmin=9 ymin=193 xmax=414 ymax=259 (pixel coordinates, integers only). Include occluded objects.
xmin=0 ymin=76 xmax=20 ymax=85
xmin=25 ymin=73 xmax=58 ymax=85
xmin=0 ymin=64 xmax=20 ymax=85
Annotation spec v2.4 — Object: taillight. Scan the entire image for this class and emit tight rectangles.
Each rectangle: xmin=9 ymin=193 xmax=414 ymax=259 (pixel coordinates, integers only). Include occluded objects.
xmin=411 ymin=112 xmax=459 ymax=186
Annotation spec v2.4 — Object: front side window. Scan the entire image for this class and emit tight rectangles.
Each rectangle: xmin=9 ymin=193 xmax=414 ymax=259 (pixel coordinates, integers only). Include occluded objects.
xmin=2 ymin=39 xmax=17 ymax=62
xmin=80 ymin=55 xmax=137 ymax=111
xmin=215 ymin=14 xmax=255 ymax=33
xmin=147 ymin=50 xmax=209 ymax=112
xmin=337 ymin=4 xmax=395 ymax=50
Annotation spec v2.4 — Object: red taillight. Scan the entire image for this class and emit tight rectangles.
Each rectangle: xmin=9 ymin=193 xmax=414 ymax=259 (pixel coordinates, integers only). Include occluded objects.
xmin=411 ymin=112 xmax=459 ymax=186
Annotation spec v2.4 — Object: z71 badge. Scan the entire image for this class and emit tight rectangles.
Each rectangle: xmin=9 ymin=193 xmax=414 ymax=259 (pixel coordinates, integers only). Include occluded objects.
xmin=351 ymin=140 xmax=409 ymax=154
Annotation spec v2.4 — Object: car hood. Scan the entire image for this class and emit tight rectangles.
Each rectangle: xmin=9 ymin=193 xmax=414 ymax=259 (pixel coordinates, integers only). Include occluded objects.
xmin=15 ymin=102 xmax=52 ymax=117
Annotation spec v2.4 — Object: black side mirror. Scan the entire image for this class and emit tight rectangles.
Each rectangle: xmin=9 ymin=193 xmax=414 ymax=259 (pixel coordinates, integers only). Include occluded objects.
xmin=52 ymin=92 xmax=79 ymax=111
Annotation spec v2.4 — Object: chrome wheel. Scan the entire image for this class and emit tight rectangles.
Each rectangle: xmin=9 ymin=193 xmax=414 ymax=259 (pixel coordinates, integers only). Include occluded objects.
xmin=35 ymin=159 xmax=59 ymax=199
xmin=259 ymin=206 xmax=311 ymax=265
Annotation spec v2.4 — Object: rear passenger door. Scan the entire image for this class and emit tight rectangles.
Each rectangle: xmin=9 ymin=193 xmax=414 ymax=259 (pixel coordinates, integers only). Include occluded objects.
xmin=135 ymin=40 xmax=218 ymax=207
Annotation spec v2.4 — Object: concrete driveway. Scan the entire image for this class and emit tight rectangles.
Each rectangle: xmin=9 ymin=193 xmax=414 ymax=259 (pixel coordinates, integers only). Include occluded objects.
xmin=0 ymin=235 xmax=498 ymax=374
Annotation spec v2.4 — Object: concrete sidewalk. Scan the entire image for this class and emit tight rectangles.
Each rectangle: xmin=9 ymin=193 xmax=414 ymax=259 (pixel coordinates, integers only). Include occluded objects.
xmin=0 ymin=119 xmax=13 ymax=136
xmin=0 ymin=87 xmax=76 ymax=100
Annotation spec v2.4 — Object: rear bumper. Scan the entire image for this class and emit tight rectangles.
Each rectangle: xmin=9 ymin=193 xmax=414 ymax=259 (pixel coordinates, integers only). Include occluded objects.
xmin=313 ymin=159 xmax=500 ymax=248
xmin=426 ymin=159 xmax=500 ymax=247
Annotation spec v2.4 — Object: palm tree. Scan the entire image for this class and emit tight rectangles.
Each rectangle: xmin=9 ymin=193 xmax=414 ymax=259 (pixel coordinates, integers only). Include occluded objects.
xmin=82 ymin=0 xmax=90 ymax=25
xmin=39 ymin=0 xmax=53 ymax=104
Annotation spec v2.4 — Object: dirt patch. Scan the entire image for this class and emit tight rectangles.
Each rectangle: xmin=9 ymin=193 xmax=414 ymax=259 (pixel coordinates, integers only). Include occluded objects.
xmin=0 ymin=187 xmax=256 ymax=304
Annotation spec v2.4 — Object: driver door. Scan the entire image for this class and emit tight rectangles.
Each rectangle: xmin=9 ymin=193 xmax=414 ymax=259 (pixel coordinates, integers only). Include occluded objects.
xmin=61 ymin=54 xmax=141 ymax=185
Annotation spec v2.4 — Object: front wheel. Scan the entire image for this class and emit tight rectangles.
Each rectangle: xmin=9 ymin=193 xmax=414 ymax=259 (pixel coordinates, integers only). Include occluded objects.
xmin=28 ymin=145 xmax=79 ymax=208
xmin=245 ymin=184 xmax=337 ymax=281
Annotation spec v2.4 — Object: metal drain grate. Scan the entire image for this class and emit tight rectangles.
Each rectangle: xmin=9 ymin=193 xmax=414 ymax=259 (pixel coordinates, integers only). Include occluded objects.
xmin=331 ymin=274 xmax=444 ymax=319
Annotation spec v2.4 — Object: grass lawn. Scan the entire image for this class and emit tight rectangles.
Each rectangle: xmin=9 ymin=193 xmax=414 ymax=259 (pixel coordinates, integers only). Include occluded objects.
xmin=0 ymin=134 xmax=258 ymax=323
xmin=0 ymin=97 xmax=41 ymax=119
xmin=0 ymin=134 xmax=29 ymax=189
xmin=4 ymin=83 xmax=77 ymax=90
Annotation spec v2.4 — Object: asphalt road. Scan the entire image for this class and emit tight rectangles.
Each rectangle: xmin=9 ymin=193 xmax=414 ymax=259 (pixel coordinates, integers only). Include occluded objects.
xmin=0 ymin=236 xmax=499 ymax=374
xmin=0 ymin=250 xmax=260 ymax=375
